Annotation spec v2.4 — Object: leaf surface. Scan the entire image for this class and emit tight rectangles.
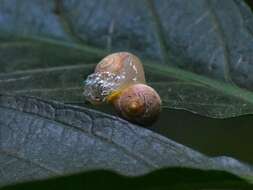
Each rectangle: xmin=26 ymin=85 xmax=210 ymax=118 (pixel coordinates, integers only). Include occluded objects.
xmin=1 ymin=0 xmax=253 ymax=118
xmin=0 ymin=94 xmax=253 ymax=187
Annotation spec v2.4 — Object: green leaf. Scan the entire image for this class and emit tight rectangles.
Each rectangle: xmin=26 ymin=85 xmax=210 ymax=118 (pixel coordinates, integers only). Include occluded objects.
xmin=1 ymin=168 xmax=253 ymax=190
xmin=1 ymin=0 xmax=253 ymax=118
xmin=0 ymin=94 xmax=253 ymax=188
xmin=1 ymin=1 xmax=253 ymax=187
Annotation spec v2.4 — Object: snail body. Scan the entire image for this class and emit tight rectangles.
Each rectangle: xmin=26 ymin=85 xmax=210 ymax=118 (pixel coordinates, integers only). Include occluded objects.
xmin=83 ymin=52 xmax=161 ymax=126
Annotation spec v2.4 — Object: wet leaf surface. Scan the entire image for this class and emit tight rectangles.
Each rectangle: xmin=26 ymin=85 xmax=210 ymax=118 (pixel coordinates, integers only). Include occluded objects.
xmin=0 ymin=94 xmax=253 ymax=187
xmin=0 ymin=0 xmax=253 ymax=118
xmin=1 ymin=0 xmax=253 ymax=188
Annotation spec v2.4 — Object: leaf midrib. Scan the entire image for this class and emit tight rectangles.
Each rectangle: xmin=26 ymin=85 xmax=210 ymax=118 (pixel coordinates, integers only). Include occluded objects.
xmin=2 ymin=34 xmax=253 ymax=107
xmin=144 ymin=62 xmax=253 ymax=105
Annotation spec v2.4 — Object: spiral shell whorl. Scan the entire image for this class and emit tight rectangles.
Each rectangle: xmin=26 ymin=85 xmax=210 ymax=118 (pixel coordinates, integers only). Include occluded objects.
xmin=95 ymin=52 xmax=146 ymax=84
xmin=113 ymin=84 xmax=161 ymax=125
xmin=83 ymin=52 xmax=162 ymax=126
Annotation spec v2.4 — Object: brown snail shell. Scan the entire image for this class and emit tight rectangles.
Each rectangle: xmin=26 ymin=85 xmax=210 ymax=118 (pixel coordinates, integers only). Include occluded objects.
xmin=95 ymin=52 xmax=146 ymax=84
xmin=112 ymin=83 xmax=161 ymax=126
xmin=83 ymin=52 xmax=161 ymax=126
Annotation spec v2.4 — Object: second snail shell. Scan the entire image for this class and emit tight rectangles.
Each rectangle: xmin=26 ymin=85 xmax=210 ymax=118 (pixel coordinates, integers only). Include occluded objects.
xmin=112 ymin=83 xmax=161 ymax=125
xmin=83 ymin=52 xmax=161 ymax=126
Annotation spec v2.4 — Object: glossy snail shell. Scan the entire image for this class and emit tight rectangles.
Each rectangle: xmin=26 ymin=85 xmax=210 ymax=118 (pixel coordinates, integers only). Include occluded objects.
xmin=95 ymin=52 xmax=146 ymax=84
xmin=83 ymin=52 xmax=161 ymax=126
xmin=112 ymin=83 xmax=161 ymax=126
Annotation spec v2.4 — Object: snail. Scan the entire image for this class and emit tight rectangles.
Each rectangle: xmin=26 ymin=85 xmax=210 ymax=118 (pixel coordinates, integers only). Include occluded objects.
xmin=83 ymin=52 xmax=161 ymax=126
